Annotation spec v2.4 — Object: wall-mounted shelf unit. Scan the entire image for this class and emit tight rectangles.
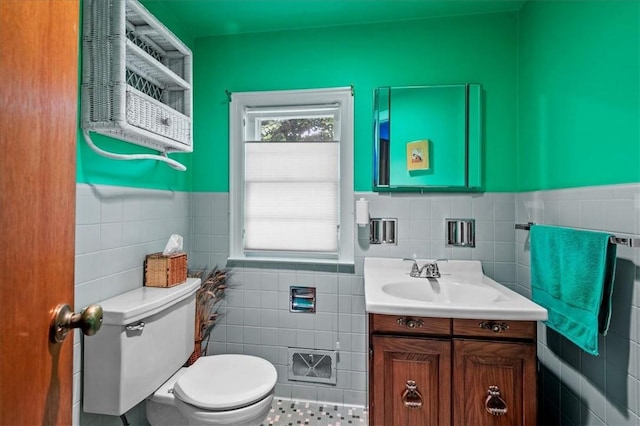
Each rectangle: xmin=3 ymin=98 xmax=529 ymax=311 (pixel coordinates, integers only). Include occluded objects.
xmin=82 ymin=0 xmax=193 ymax=158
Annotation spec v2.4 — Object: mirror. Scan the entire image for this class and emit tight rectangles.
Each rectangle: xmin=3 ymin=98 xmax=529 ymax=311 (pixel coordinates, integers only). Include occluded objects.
xmin=373 ymin=84 xmax=482 ymax=191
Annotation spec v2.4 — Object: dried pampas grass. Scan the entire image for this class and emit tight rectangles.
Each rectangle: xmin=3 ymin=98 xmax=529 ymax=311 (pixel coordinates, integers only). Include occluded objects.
xmin=187 ymin=266 xmax=229 ymax=361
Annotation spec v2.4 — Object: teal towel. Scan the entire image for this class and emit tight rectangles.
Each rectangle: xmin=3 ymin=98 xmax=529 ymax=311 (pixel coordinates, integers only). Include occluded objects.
xmin=530 ymin=225 xmax=617 ymax=356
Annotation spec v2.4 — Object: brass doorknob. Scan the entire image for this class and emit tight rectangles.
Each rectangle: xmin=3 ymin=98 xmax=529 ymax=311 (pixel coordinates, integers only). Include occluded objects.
xmin=50 ymin=304 xmax=103 ymax=343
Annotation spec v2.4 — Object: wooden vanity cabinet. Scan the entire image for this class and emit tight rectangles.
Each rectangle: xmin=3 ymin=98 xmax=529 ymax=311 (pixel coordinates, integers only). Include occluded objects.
xmin=369 ymin=314 xmax=537 ymax=426
xmin=453 ymin=339 xmax=536 ymax=426
xmin=371 ymin=336 xmax=451 ymax=426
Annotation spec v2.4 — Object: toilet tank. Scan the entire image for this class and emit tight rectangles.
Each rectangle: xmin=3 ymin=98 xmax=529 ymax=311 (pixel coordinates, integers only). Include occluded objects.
xmin=83 ymin=278 xmax=200 ymax=416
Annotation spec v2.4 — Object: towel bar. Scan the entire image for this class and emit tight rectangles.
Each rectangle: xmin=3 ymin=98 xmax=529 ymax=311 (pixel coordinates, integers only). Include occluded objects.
xmin=515 ymin=222 xmax=640 ymax=247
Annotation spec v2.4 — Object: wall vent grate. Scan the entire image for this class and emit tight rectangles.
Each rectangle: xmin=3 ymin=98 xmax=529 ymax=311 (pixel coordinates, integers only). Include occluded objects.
xmin=288 ymin=348 xmax=337 ymax=385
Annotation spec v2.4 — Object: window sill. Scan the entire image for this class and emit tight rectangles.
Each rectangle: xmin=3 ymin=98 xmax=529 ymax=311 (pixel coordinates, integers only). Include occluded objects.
xmin=227 ymin=255 xmax=355 ymax=270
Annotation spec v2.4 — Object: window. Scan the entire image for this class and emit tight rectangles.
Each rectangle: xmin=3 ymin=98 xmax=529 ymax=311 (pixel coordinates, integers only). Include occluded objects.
xmin=229 ymin=87 xmax=354 ymax=265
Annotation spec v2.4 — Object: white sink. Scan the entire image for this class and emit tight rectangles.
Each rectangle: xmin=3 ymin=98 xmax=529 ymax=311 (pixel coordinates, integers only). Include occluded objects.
xmin=364 ymin=257 xmax=547 ymax=320
xmin=382 ymin=279 xmax=503 ymax=305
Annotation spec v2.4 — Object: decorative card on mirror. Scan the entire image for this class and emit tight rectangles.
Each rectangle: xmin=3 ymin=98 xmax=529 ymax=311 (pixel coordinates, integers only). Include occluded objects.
xmin=406 ymin=139 xmax=429 ymax=171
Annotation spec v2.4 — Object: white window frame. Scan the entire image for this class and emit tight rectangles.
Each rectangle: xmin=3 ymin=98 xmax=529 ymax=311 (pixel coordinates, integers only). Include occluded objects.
xmin=229 ymin=87 xmax=354 ymax=266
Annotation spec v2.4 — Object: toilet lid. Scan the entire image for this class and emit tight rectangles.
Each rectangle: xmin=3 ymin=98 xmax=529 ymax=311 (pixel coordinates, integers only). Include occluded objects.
xmin=173 ymin=354 xmax=277 ymax=410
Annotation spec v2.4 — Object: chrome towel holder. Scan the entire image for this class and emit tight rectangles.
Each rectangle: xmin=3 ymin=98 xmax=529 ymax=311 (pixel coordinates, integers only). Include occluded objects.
xmin=515 ymin=222 xmax=640 ymax=247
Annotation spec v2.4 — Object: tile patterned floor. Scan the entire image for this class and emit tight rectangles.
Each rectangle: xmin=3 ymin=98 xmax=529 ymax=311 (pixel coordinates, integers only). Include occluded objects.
xmin=262 ymin=399 xmax=368 ymax=426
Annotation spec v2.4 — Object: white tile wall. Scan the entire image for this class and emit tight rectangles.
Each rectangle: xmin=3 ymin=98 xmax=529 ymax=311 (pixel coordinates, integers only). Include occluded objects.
xmin=517 ymin=183 xmax=640 ymax=426
xmin=74 ymin=184 xmax=190 ymax=426
xmin=354 ymin=191 xmax=517 ymax=288
xmin=191 ymin=190 xmax=518 ymax=408
xmin=73 ymin=182 xmax=640 ymax=425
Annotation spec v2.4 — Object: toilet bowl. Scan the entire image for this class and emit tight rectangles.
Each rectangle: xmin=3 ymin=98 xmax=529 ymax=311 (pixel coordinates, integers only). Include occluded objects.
xmin=147 ymin=354 xmax=277 ymax=426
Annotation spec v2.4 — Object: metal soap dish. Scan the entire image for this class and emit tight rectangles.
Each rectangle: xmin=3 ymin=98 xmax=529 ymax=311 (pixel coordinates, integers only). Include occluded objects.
xmin=446 ymin=218 xmax=475 ymax=247
xmin=370 ymin=218 xmax=397 ymax=245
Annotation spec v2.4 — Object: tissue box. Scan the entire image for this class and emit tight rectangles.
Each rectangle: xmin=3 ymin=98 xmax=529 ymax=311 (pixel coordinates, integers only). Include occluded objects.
xmin=144 ymin=252 xmax=187 ymax=287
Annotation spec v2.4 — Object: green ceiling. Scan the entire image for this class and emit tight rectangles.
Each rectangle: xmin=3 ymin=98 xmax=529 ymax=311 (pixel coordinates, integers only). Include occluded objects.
xmin=143 ymin=0 xmax=526 ymax=38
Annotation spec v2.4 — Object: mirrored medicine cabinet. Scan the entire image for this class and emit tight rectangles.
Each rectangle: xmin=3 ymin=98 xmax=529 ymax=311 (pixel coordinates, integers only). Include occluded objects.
xmin=373 ymin=84 xmax=482 ymax=191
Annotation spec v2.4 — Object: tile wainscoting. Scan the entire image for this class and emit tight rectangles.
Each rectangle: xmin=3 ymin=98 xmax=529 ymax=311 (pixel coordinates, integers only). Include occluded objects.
xmin=73 ymin=183 xmax=640 ymax=425
xmin=517 ymin=184 xmax=640 ymax=425
xmin=192 ymin=191 xmax=519 ymax=408
xmin=74 ymin=184 xmax=191 ymax=426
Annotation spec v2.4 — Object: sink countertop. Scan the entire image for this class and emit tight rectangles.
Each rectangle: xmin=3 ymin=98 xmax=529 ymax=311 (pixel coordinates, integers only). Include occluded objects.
xmin=364 ymin=257 xmax=548 ymax=321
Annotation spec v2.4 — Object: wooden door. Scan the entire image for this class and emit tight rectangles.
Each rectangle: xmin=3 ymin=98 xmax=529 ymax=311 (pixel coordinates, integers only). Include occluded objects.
xmin=0 ymin=1 xmax=79 ymax=425
xmin=453 ymin=339 xmax=537 ymax=426
xmin=371 ymin=336 xmax=451 ymax=426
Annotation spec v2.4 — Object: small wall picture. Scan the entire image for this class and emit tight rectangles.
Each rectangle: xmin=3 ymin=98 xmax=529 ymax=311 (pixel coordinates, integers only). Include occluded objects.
xmin=406 ymin=139 xmax=429 ymax=171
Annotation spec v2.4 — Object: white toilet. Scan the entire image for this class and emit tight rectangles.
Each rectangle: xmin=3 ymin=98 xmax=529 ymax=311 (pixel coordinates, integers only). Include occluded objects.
xmin=83 ymin=278 xmax=277 ymax=426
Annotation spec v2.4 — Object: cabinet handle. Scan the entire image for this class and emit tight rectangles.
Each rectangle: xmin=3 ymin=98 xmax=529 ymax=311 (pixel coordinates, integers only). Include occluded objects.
xmin=397 ymin=317 xmax=424 ymax=329
xmin=479 ymin=320 xmax=509 ymax=333
xmin=402 ymin=380 xmax=423 ymax=409
xmin=485 ymin=385 xmax=508 ymax=416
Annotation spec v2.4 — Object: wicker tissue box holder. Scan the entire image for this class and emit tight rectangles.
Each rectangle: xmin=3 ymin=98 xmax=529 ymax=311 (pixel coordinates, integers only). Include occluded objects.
xmin=144 ymin=252 xmax=187 ymax=287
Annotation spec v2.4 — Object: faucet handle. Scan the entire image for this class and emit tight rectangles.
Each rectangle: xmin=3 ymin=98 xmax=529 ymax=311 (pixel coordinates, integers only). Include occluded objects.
xmin=403 ymin=258 xmax=421 ymax=277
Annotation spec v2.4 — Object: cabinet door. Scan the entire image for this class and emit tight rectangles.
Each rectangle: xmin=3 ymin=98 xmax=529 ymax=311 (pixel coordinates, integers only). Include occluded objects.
xmin=453 ymin=339 xmax=536 ymax=426
xmin=371 ymin=336 xmax=451 ymax=426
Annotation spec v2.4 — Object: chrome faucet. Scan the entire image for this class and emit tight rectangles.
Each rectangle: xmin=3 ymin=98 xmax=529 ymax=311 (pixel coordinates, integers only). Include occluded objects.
xmin=403 ymin=258 xmax=442 ymax=279
xmin=422 ymin=262 xmax=440 ymax=279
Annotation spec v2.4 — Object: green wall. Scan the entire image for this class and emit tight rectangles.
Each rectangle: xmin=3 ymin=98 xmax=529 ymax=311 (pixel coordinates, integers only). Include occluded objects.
xmin=76 ymin=1 xmax=195 ymax=191
xmin=76 ymin=133 xmax=193 ymax=190
xmin=77 ymin=1 xmax=638 ymax=193
xmin=517 ymin=0 xmax=640 ymax=191
xmin=192 ymin=12 xmax=518 ymax=192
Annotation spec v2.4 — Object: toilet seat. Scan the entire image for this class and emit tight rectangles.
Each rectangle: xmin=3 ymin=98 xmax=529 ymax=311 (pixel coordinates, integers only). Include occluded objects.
xmin=172 ymin=354 xmax=277 ymax=411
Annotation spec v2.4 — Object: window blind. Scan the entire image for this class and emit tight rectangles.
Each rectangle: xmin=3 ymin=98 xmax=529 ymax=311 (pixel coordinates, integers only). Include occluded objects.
xmin=244 ymin=141 xmax=339 ymax=253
